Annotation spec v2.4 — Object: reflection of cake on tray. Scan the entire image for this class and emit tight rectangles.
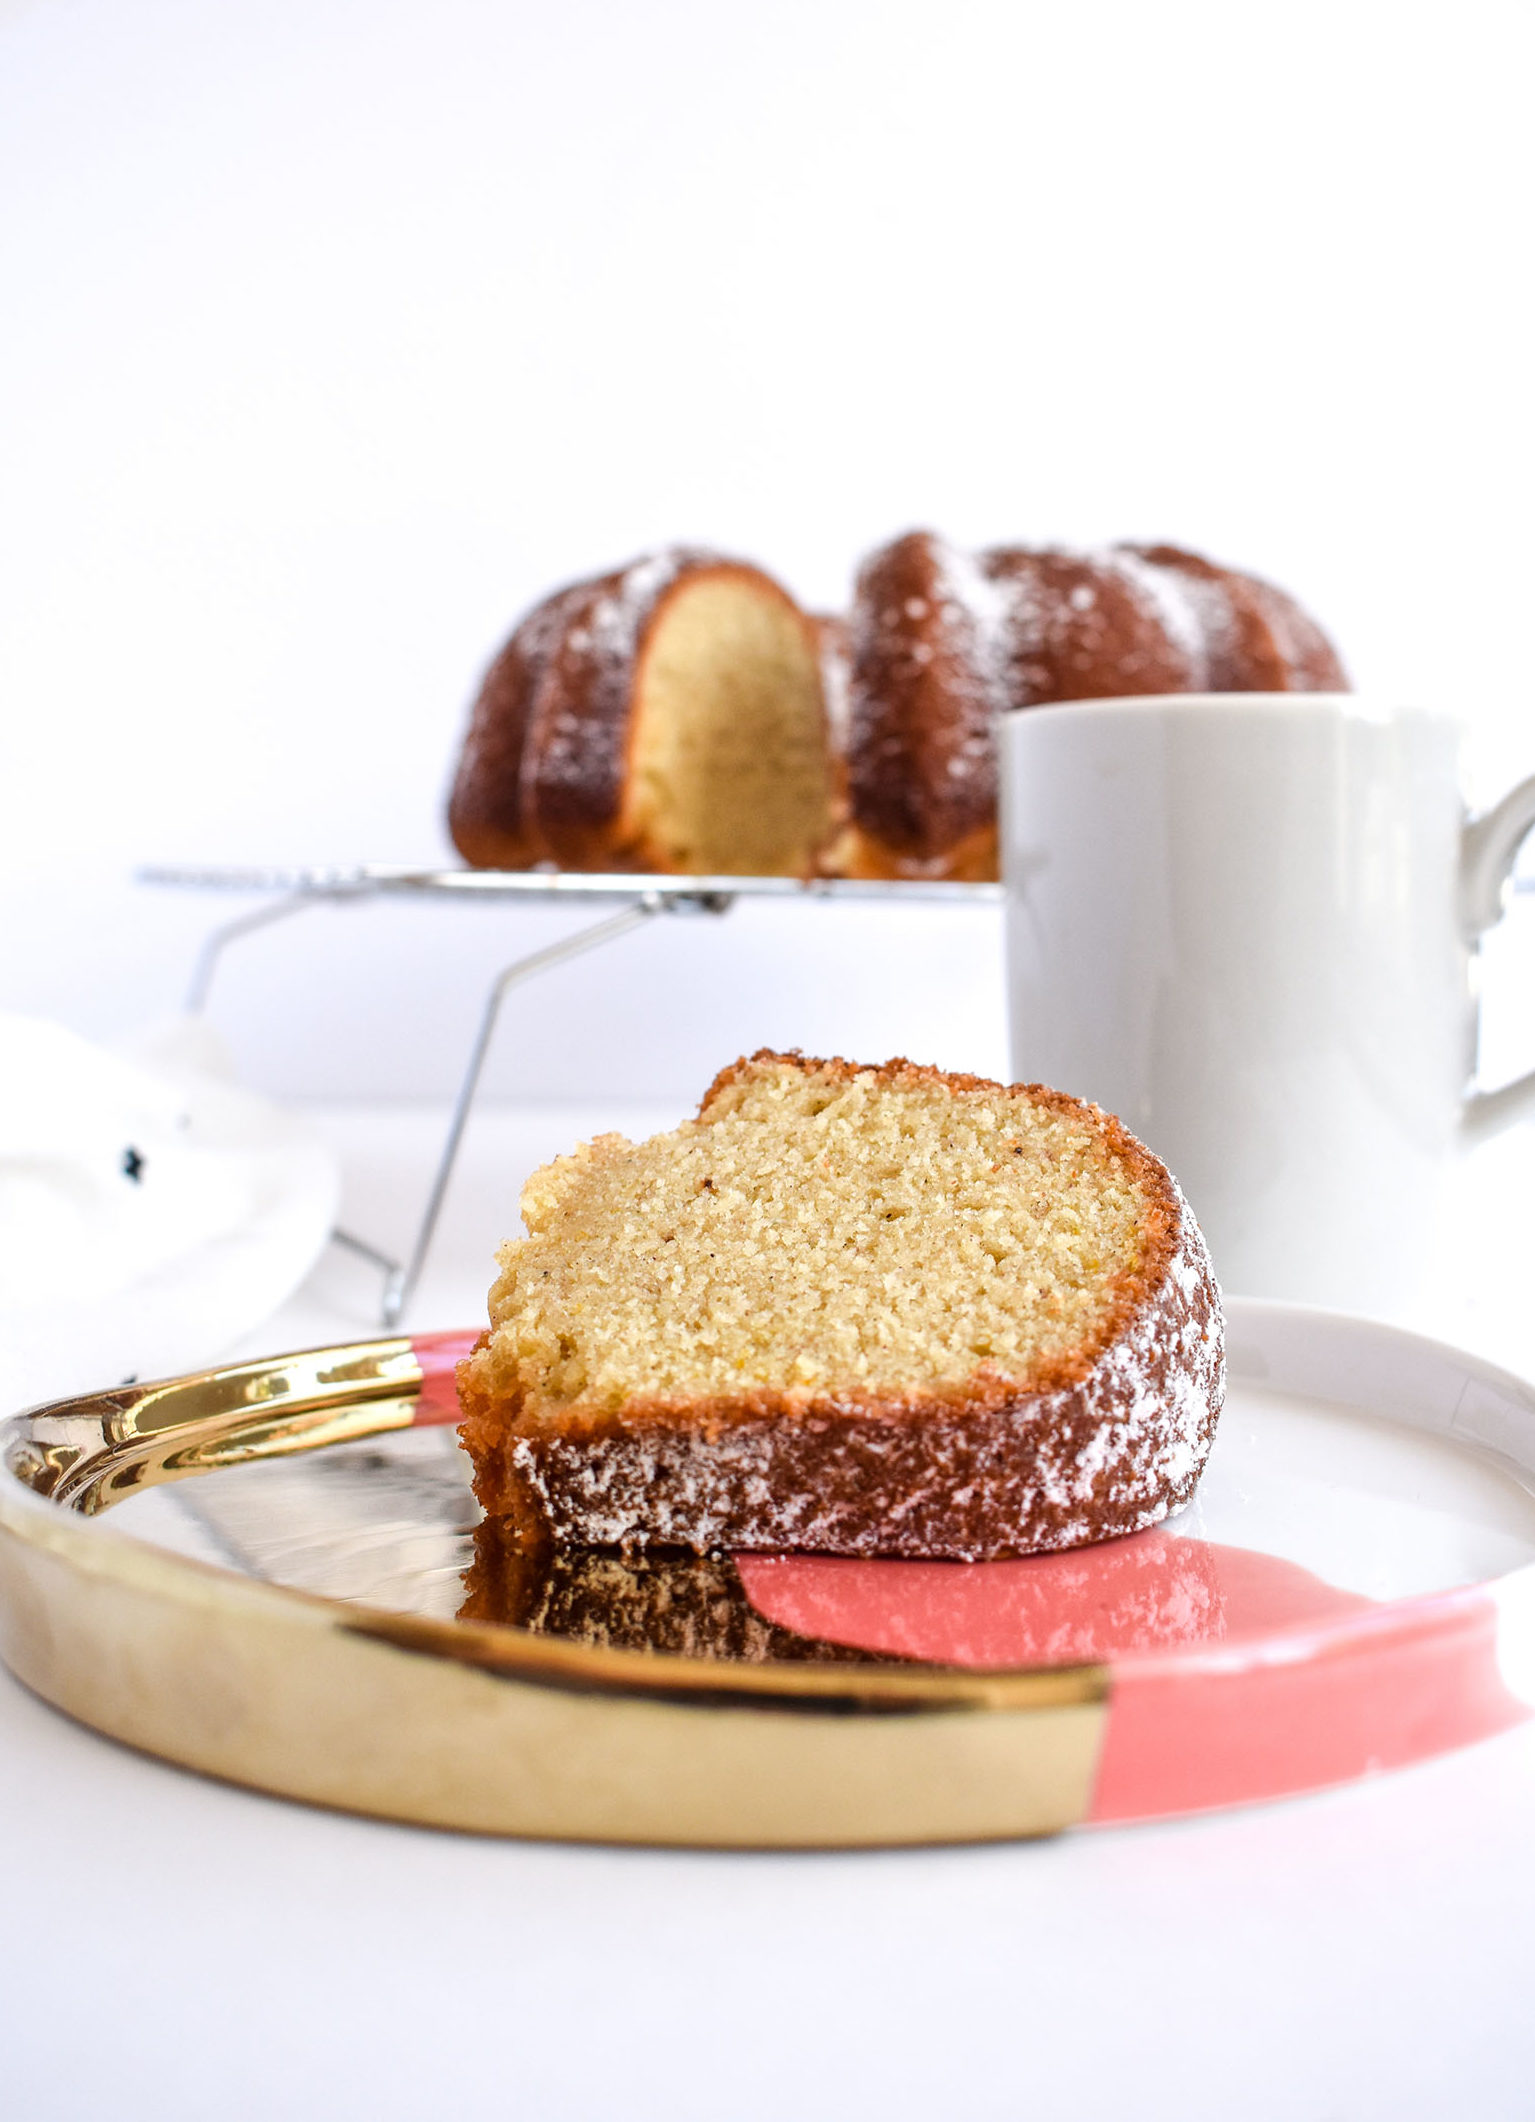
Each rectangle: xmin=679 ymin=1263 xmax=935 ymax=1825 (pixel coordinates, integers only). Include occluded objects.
xmin=456 ymin=1050 xmax=1225 ymax=1563
xmin=458 ymin=1520 xmax=898 ymax=1665
xmin=448 ymin=534 xmax=1346 ymax=882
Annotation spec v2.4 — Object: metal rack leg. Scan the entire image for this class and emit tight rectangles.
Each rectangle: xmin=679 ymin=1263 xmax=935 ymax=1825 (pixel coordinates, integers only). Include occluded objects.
xmin=184 ymin=894 xmax=322 ymax=1012
xmin=328 ymin=1227 xmax=411 ymax=1323
xmin=378 ymin=894 xmax=689 ymax=1327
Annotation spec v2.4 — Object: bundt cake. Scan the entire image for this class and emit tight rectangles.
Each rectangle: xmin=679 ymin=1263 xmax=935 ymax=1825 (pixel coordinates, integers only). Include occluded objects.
xmin=456 ymin=1049 xmax=1225 ymax=1562
xmin=838 ymin=533 xmax=1349 ymax=879
xmin=448 ymin=548 xmax=836 ymax=876
xmin=448 ymin=535 xmax=1346 ymax=882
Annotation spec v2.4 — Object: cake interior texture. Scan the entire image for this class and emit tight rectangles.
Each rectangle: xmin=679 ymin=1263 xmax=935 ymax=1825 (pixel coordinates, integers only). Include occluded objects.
xmin=625 ymin=576 xmax=832 ymax=876
xmin=467 ymin=1054 xmax=1165 ymax=1428
xmin=457 ymin=1052 xmax=1223 ymax=1559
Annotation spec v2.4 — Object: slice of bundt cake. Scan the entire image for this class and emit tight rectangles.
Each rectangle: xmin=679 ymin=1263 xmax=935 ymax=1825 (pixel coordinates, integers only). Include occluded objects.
xmin=448 ymin=548 xmax=836 ymax=876
xmin=456 ymin=1051 xmax=1224 ymax=1562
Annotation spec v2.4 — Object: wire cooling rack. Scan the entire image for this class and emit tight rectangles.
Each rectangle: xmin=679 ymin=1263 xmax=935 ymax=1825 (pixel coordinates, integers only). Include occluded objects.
xmin=141 ymin=865 xmax=1003 ymax=1324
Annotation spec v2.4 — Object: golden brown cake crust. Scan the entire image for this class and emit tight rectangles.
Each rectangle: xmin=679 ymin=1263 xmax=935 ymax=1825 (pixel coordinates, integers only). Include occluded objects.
xmin=1128 ymin=543 xmax=1349 ymax=692
xmin=842 ymin=531 xmax=1007 ymax=877
xmin=447 ymin=582 xmax=590 ymax=868
xmin=456 ymin=1050 xmax=1225 ymax=1562
xmin=986 ymin=546 xmax=1206 ymax=704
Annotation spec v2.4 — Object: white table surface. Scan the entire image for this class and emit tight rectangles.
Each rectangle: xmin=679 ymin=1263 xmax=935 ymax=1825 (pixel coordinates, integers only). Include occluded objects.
xmin=6 ymin=1103 xmax=1535 ymax=2122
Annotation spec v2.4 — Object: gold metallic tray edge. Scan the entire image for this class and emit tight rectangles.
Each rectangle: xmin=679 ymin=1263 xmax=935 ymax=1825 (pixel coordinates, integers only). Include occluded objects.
xmin=0 ymin=1341 xmax=1108 ymax=1847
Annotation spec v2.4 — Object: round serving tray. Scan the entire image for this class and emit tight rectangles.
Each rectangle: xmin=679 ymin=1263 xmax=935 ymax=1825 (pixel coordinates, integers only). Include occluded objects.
xmin=2 ymin=1298 xmax=1534 ymax=1846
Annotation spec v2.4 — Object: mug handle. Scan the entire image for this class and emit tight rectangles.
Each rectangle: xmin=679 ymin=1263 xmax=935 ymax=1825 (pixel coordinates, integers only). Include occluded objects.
xmin=1461 ymin=772 xmax=1535 ymax=1143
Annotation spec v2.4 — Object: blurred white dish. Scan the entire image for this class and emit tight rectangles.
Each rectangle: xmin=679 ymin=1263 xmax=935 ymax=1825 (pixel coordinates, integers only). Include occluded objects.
xmin=0 ymin=1014 xmax=338 ymax=1410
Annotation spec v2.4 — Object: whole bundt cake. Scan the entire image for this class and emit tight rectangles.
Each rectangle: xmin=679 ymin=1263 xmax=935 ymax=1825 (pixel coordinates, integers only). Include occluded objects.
xmin=448 ymin=534 xmax=1347 ymax=882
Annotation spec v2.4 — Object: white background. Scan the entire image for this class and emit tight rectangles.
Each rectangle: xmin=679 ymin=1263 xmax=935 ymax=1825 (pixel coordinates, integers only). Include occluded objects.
xmin=4 ymin=0 xmax=1535 ymax=1104
xmin=7 ymin=11 xmax=1535 ymax=2119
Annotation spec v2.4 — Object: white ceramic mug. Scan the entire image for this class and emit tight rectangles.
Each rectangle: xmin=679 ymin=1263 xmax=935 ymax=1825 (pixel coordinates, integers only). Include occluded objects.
xmin=1000 ymin=696 xmax=1535 ymax=1315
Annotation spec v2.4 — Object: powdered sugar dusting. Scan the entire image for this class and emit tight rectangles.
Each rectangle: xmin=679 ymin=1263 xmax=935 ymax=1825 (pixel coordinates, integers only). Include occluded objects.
xmin=584 ymin=547 xmax=722 ymax=690
xmin=1100 ymin=548 xmax=1210 ymax=686
xmin=523 ymin=547 xmax=737 ymax=827
xmin=846 ymin=529 xmax=1013 ymax=858
xmin=816 ymin=618 xmax=852 ymax=745
xmin=926 ymin=533 xmax=1015 ymax=721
